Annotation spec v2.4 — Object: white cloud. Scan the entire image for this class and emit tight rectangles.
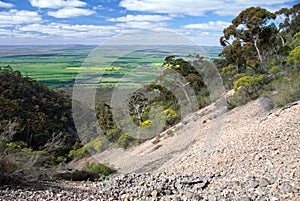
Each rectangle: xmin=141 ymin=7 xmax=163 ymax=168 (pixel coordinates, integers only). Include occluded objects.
xmin=0 ymin=28 xmax=12 ymax=35
xmin=0 ymin=1 xmax=13 ymax=8
xmin=108 ymin=14 xmax=171 ymax=29
xmin=189 ymin=32 xmax=222 ymax=46
xmin=120 ymin=0 xmax=296 ymax=16
xmin=29 ymin=0 xmax=86 ymax=9
xmin=0 ymin=10 xmax=42 ymax=26
xmin=183 ymin=21 xmax=231 ymax=31
xmin=108 ymin=14 xmax=172 ymax=22
xmin=48 ymin=7 xmax=95 ymax=18
xmin=18 ymin=23 xmax=116 ymax=37
xmin=116 ymin=21 xmax=167 ymax=29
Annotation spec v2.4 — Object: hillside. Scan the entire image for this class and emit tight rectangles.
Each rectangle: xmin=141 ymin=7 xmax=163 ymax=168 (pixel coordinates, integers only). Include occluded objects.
xmin=1 ymin=97 xmax=299 ymax=200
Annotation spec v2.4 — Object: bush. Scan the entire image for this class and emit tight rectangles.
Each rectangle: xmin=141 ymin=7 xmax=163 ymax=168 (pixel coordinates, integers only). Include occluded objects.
xmin=226 ymin=90 xmax=252 ymax=108
xmin=68 ymin=146 xmax=88 ymax=159
xmin=0 ymin=154 xmax=18 ymax=174
xmin=84 ymin=137 xmax=103 ymax=155
xmin=264 ymin=73 xmax=300 ymax=107
xmin=83 ymin=162 xmax=115 ymax=176
xmin=105 ymin=127 xmax=121 ymax=142
xmin=117 ymin=133 xmax=135 ymax=149
xmin=286 ymin=46 xmax=300 ymax=72
xmin=221 ymin=64 xmax=237 ymax=89
xmin=268 ymin=65 xmax=281 ymax=75
xmin=234 ymin=74 xmax=266 ymax=98
xmin=164 ymin=109 xmax=178 ymax=125
xmin=5 ymin=141 xmax=28 ymax=150
xmin=141 ymin=120 xmax=152 ymax=128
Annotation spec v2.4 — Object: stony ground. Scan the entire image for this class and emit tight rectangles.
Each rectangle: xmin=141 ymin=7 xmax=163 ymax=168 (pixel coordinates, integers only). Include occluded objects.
xmin=0 ymin=98 xmax=299 ymax=200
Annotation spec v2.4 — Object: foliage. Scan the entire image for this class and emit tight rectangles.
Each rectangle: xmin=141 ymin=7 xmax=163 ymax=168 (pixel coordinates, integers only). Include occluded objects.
xmin=234 ymin=75 xmax=266 ymax=95
xmin=68 ymin=146 xmax=88 ymax=159
xmin=217 ymin=3 xmax=300 ymax=108
xmin=287 ymin=45 xmax=300 ymax=68
xmin=264 ymin=73 xmax=300 ymax=107
xmin=276 ymin=4 xmax=300 ymax=39
xmin=141 ymin=120 xmax=152 ymax=128
xmin=128 ymin=92 xmax=150 ymax=125
xmin=221 ymin=64 xmax=238 ymax=89
xmin=96 ymin=103 xmax=114 ymax=133
xmin=84 ymin=137 xmax=103 ymax=154
xmin=117 ymin=133 xmax=135 ymax=149
xmin=164 ymin=109 xmax=178 ymax=125
xmin=220 ymin=7 xmax=277 ymax=74
xmin=105 ymin=127 xmax=121 ymax=142
xmin=268 ymin=65 xmax=281 ymax=75
xmin=0 ymin=68 xmax=77 ymax=156
xmin=83 ymin=162 xmax=115 ymax=176
xmin=0 ymin=140 xmax=65 ymax=186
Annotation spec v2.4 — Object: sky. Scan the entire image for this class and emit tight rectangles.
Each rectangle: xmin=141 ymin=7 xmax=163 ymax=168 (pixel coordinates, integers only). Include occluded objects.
xmin=0 ymin=0 xmax=298 ymax=46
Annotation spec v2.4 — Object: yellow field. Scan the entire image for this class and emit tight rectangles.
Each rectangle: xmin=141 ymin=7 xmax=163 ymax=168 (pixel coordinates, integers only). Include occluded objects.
xmin=65 ymin=67 xmax=122 ymax=71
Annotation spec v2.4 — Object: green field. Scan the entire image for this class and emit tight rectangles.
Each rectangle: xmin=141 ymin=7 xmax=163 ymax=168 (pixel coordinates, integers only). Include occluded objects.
xmin=0 ymin=45 xmax=222 ymax=89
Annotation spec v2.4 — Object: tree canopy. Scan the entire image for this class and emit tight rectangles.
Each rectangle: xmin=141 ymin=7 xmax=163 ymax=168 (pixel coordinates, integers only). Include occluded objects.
xmin=217 ymin=3 xmax=300 ymax=107
xmin=0 ymin=67 xmax=77 ymax=155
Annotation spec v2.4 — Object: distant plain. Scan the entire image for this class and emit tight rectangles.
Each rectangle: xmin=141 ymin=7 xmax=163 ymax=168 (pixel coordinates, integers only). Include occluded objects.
xmin=0 ymin=45 xmax=222 ymax=89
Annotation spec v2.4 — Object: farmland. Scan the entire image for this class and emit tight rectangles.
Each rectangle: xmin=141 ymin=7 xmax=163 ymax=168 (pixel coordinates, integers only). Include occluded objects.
xmin=0 ymin=45 xmax=222 ymax=89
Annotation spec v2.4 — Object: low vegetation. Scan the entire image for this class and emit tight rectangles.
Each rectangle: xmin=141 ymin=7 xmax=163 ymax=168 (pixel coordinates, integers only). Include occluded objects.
xmin=83 ymin=162 xmax=116 ymax=176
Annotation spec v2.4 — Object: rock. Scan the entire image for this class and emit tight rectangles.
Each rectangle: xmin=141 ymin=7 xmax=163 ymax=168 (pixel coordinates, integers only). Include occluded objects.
xmin=240 ymin=196 xmax=251 ymax=201
xmin=151 ymin=190 xmax=158 ymax=197
xmin=258 ymin=97 xmax=274 ymax=112
xmin=270 ymin=197 xmax=279 ymax=201
xmin=259 ymin=178 xmax=270 ymax=187
xmin=249 ymin=180 xmax=259 ymax=188
xmin=186 ymin=191 xmax=195 ymax=199
xmin=207 ymin=194 xmax=217 ymax=201
xmin=165 ymin=189 xmax=172 ymax=195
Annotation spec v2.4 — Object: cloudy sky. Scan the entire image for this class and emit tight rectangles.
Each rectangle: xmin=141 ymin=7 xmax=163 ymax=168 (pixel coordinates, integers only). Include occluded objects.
xmin=0 ymin=0 xmax=298 ymax=46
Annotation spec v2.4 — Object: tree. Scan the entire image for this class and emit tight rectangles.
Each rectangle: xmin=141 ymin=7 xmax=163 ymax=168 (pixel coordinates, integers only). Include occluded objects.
xmin=276 ymin=3 xmax=300 ymax=42
xmin=220 ymin=7 xmax=277 ymax=73
xmin=128 ymin=92 xmax=149 ymax=125
xmin=96 ymin=103 xmax=114 ymax=133
xmin=0 ymin=69 xmax=77 ymax=155
xmin=287 ymin=45 xmax=300 ymax=69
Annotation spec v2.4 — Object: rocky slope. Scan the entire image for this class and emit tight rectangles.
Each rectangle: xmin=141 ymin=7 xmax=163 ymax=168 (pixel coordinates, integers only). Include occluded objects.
xmin=1 ymin=98 xmax=299 ymax=200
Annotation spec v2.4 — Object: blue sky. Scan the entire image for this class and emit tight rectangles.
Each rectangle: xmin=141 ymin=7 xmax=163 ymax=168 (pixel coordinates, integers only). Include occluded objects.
xmin=0 ymin=0 xmax=298 ymax=46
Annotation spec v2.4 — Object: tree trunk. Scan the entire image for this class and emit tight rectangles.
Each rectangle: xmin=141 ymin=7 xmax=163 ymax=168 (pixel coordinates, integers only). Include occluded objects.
xmin=253 ymin=35 xmax=265 ymax=73
xmin=279 ymin=34 xmax=285 ymax=46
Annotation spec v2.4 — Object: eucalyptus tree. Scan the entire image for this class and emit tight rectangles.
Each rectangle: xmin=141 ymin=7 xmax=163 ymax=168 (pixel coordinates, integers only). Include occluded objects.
xmin=220 ymin=7 xmax=277 ymax=73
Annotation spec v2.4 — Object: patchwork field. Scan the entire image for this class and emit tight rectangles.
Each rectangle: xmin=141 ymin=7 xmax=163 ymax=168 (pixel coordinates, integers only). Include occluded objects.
xmin=0 ymin=45 xmax=222 ymax=89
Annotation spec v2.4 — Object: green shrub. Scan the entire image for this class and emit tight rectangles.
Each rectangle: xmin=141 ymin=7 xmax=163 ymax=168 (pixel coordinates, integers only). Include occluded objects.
xmin=287 ymin=46 xmax=300 ymax=71
xmin=117 ymin=133 xmax=135 ymax=149
xmin=166 ymin=130 xmax=174 ymax=137
xmin=105 ymin=127 xmax=121 ymax=142
xmin=269 ymin=65 xmax=281 ymax=74
xmin=84 ymin=137 xmax=103 ymax=154
xmin=164 ymin=109 xmax=178 ymax=125
xmin=234 ymin=73 xmax=247 ymax=81
xmin=83 ymin=162 xmax=115 ymax=176
xmin=234 ymin=74 xmax=266 ymax=98
xmin=226 ymin=90 xmax=252 ymax=108
xmin=264 ymin=73 xmax=300 ymax=107
xmin=141 ymin=120 xmax=152 ymax=128
xmin=68 ymin=146 xmax=88 ymax=159
xmin=6 ymin=141 xmax=28 ymax=150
